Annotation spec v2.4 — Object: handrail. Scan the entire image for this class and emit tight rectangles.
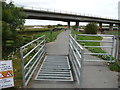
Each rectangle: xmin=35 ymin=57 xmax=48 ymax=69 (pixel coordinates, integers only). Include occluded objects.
xmin=69 ymin=34 xmax=84 ymax=88
xmin=69 ymin=35 xmax=84 ymax=50
xmin=21 ymin=35 xmax=45 ymax=49
xmin=20 ymin=35 xmax=46 ymax=87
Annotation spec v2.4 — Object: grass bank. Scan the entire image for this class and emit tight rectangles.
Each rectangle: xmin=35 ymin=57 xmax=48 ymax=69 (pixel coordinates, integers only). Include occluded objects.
xmin=71 ymin=30 xmax=105 ymax=53
xmin=21 ymin=30 xmax=62 ymax=43
xmin=104 ymin=30 xmax=120 ymax=36
xmin=71 ymin=30 xmax=114 ymax=60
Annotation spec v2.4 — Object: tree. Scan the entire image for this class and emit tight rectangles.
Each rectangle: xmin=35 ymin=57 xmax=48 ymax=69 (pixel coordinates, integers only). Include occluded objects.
xmin=85 ymin=23 xmax=98 ymax=34
xmin=56 ymin=24 xmax=62 ymax=27
xmin=47 ymin=25 xmax=52 ymax=28
xmin=72 ymin=25 xmax=76 ymax=30
xmin=2 ymin=1 xmax=26 ymax=56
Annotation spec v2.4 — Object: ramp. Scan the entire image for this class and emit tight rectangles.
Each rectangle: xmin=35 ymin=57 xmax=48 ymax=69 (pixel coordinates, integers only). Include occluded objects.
xmin=35 ymin=55 xmax=73 ymax=81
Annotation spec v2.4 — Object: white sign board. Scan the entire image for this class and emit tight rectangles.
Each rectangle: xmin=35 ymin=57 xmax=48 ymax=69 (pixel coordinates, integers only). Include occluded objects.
xmin=0 ymin=60 xmax=14 ymax=89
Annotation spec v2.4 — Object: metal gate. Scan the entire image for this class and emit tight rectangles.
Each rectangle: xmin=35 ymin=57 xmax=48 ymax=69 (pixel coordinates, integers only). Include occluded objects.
xmin=74 ymin=34 xmax=116 ymax=62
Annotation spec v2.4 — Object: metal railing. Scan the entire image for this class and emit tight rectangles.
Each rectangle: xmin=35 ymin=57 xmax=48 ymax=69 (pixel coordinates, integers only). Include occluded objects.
xmin=75 ymin=34 xmax=115 ymax=62
xmin=20 ymin=35 xmax=46 ymax=86
xmin=15 ymin=4 xmax=118 ymax=20
xmin=69 ymin=34 xmax=84 ymax=88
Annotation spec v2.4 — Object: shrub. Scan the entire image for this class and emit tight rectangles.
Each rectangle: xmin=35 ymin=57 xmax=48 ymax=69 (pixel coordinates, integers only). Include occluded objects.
xmin=85 ymin=23 xmax=98 ymax=34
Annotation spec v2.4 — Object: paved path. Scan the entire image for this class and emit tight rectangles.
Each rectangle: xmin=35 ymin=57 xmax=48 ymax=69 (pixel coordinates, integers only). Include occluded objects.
xmin=28 ymin=30 xmax=79 ymax=88
xmin=82 ymin=62 xmax=118 ymax=88
xmin=46 ymin=30 xmax=70 ymax=55
xmin=28 ymin=31 xmax=118 ymax=88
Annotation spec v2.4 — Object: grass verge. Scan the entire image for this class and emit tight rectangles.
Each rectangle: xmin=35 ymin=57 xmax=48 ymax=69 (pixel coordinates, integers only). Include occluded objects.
xmin=104 ymin=30 xmax=120 ymax=36
xmin=109 ymin=62 xmax=120 ymax=72
xmin=71 ymin=30 xmax=114 ymax=60
xmin=71 ymin=30 xmax=105 ymax=54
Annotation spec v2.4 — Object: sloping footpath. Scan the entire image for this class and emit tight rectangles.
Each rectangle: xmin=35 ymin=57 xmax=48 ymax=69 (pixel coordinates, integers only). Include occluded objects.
xmin=28 ymin=30 xmax=78 ymax=88
xmin=28 ymin=30 xmax=118 ymax=88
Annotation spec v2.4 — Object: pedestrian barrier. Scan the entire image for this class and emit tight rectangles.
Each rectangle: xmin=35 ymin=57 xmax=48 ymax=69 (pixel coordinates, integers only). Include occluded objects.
xmin=20 ymin=35 xmax=46 ymax=86
xmin=75 ymin=34 xmax=115 ymax=62
xmin=20 ymin=34 xmax=85 ymax=87
xmin=69 ymin=34 xmax=84 ymax=87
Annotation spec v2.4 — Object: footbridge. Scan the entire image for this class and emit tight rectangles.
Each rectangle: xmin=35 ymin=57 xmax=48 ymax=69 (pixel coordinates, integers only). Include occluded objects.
xmin=20 ymin=33 xmax=84 ymax=88
xmin=20 ymin=30 xmax=117 ymax=88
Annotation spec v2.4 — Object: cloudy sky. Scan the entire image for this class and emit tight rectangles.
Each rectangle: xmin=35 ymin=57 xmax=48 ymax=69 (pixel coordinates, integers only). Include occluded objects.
xmin=7 ymin=0 xmax=120 ymax=25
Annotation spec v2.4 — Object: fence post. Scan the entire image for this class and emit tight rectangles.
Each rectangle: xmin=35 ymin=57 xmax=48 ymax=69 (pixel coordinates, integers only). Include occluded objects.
xmin=114 ymin=36 xmax=119 ymax=61
xmin=20 ymin=48 xmax=26 ymax=87
xmin=50 ymin=30 xmax=53 ymax=41
xmin=44 ymin=36 xmax=46 ymax=54
xmin=80 ymin=49 xmax=84 ymax=88
xmin=110 ymin=36 xmax=115 ymax=62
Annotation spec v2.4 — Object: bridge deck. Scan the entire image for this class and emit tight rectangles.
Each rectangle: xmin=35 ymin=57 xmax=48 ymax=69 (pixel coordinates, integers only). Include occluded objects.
xmin=35 ymin=55 xmax=73 ymax=81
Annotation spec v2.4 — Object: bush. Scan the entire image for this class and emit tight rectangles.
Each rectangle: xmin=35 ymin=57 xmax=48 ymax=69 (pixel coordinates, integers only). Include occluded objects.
xmin=85 ymin=23 xmax=98 ymax=34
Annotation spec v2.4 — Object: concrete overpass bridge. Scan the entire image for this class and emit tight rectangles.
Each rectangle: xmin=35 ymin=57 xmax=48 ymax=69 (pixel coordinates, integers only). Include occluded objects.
xmin=23 ymin=7 xmax=120 ymax=31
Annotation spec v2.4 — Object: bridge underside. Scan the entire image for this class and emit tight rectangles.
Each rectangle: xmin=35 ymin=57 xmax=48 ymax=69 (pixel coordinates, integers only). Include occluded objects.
xmin=26 ymin=16 xmax=99 ymax=23
xmin=24 ymin=9 xmax=120 ymax=24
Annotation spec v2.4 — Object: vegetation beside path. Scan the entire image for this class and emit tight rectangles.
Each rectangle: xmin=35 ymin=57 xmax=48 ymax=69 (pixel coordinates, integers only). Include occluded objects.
xmin=4 ymin=30 xmax=63 ymax=88
xmin=104 ymin=30 xmax=120 ymax=72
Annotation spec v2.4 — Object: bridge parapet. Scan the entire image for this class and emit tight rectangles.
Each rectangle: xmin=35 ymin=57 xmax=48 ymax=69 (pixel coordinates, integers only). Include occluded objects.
xmin=16 ymin=4 xmax=119 ymax=21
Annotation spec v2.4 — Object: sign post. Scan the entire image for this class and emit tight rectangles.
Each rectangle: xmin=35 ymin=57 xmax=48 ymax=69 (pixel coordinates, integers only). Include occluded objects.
xmin=0 ymin=60 xmax=14 ymax=89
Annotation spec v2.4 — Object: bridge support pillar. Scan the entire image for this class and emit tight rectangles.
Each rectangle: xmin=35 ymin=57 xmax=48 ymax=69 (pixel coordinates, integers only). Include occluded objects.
xmin=118 ymin=24 xmax=120 ymax=30
xmin=109 ymin=23 xmax=113 ymax=30
xmin=99 ymin=23 xmax=102 ymax=29
xmin=67 ymin=21 xmax=70 ymax=30
xmin=75 ymin=21 xmax=79 ymax=31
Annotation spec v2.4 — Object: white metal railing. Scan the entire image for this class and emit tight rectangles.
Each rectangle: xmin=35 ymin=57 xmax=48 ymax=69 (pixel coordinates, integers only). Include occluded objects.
xmin=20 ymin=35 xmax=46 ymax=87
xmin=15 ymin=4 xmax=118 ymax=20
xmin=69 ymin=34 xmax=84 ymax=88
xmin=75 ymin=34 xmax=116 ymax=62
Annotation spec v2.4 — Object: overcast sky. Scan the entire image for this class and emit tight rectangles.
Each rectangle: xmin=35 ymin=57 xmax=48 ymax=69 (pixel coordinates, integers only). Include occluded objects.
xmin=7 ymin=0 xmax=120 ymax=25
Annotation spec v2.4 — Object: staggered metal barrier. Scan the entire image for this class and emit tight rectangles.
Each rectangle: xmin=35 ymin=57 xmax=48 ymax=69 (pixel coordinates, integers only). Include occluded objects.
xmin=20 ymin=35 xmax=46 ymax=86
xmin=75 ymin=34 xmax=115 ymax=62
xmin=69 ymin=34 xmax=84 ymax=87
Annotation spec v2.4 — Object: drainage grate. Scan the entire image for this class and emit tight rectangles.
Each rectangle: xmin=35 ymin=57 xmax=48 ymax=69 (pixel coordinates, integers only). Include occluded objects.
xmin=35 ymin=55 xmax=73 ymax=81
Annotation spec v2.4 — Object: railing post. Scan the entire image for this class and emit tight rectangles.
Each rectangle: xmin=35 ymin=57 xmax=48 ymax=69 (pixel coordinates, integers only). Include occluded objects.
xmin=20 ymin=48 xmax=26 ymax=87
xmin=44 ymin=35 xmax=46 ymax=54
xmin=74 ymin=34 xmax=77 ymax=40
xmin=110 ymin=36 xmax=115 ymax=62
xmin=80 ymin=49 xmax=84 ymax=88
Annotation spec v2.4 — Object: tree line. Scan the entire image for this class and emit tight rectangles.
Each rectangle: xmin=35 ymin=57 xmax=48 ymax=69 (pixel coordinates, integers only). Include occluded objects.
xmin=2 ymin=1 xmax=26 ymax=58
